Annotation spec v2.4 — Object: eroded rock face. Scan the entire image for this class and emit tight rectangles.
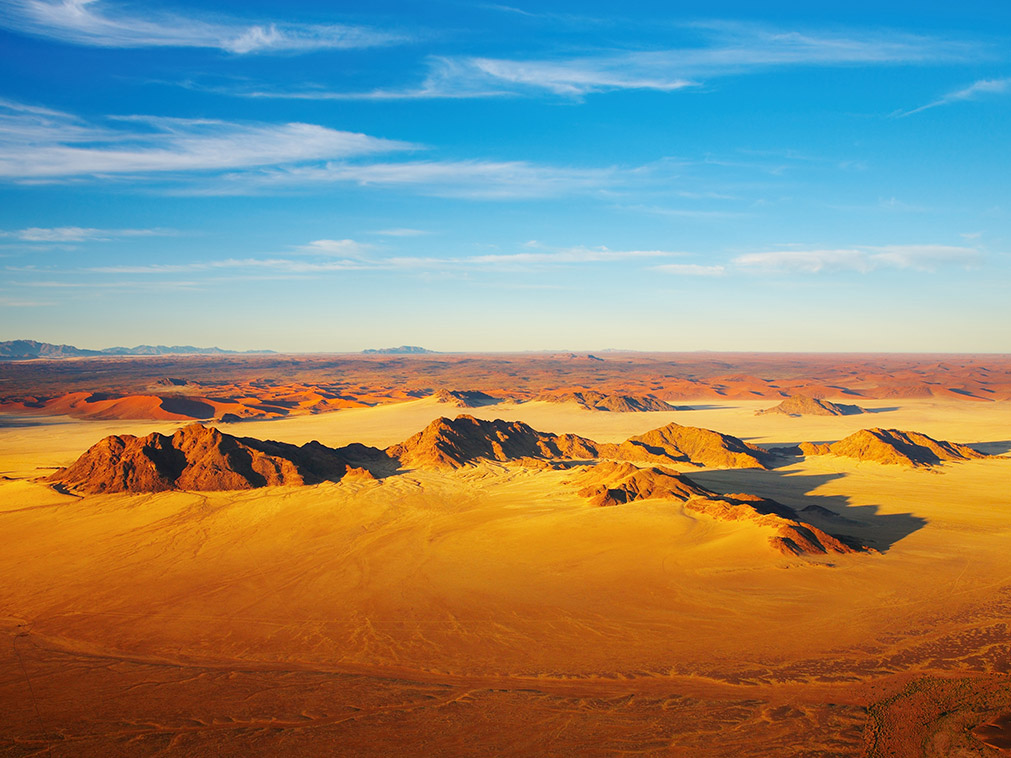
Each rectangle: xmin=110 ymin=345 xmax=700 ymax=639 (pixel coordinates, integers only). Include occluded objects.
xmin=46 ymin=424 xmax=388 ymax=493
xmin=432 ymin=389 xmax=499 ymax=407
xmin=571 ymin=461 xmax=711 ymax=507
xmin=617 ymin=423 xmax=772 ymax=470
xmin=801 ymin=428 xmax=987 ymax=467
xmin=386 ymin=415 xmax=599 ymax=469
xmin=536 ymin=391 xmax=683 ymax=412
xmin=570 ymin=461 xmax=867 ymax=556
xmin=756 ymin=394 xmax=865 ymax=417
xmin=385 ymin=415 xmax=773 ymax=471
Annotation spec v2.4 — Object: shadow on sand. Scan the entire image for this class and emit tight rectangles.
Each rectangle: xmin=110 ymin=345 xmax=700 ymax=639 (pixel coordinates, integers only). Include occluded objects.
xmin=0 ymin=414 xmax=56 ymax=429
xmin=971 ymin=440 xmax=1011 ymax=456
xmin=689 ymin=468 xmax=927 ymax=553
xmin=863 ymin=406 xmax=900 ymax=414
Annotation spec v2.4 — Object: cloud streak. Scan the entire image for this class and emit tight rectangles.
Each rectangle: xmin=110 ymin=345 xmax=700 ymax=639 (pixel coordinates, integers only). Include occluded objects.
xmin=230 ymin=22 xmax=974 ymax=101
xmin=207 ymin=160 xmax=616 ymax=199
xmin=6 ymin=226 xmax=171 ymax=242
xmin=0 ymin=100 xmax=413 ymax=180
xmin=0 ymin=0 xmax=402 ymax=53
xmin=898 ymin=76 xmax=1011 ymax=116
xmin=0 ymin=99 xmax=612 ymax=198
xmin=733 ymin=245 xmax=982 ymax=273
xmin=83 ymin=244 xmax=683 ymax=276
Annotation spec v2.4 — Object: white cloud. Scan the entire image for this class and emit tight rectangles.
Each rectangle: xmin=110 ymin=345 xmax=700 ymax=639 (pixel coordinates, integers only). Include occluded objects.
xmin=209 ymin=160 xmax=615 ymax=199
xmin=0 ymin=0 xmax=402 ymax=53
xmin=869 ymin=244 xmax=982 ymax=270
xmin=11 ymin=226 xmax=169 ymax=242
xmin=0 ymin=99 xmax=611 ymax=199
xmin=734 ymin=244 xmax=982 ymax=273
xmin=79 ymin=243 xmax=681 ymax=277
xmin=88 ymin=257 xmax=370 ymax=274
xmin=294 ymin=238 xmax=374 ymax=258
xmin=0 ymin=100 xmax=413 ymax=179
xmin=373 ymin=228 xmax=429 ymax=237
xmin=653 ymin=263 xmax=725 ymax=276
xmin=899 ymin=77 xmax=1011 ymax=116
xmin=231 ymin=22 xmax=973 ymax=101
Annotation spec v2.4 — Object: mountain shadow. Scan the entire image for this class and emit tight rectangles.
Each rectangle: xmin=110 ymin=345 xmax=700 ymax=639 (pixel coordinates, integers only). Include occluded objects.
xmin=688 ymin=468 xmax=927 ymax=553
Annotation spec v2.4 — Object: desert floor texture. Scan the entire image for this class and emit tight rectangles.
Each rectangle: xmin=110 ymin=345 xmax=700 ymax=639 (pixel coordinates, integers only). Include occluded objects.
xmin=1 ymin=353 xmax=1009 ymax=757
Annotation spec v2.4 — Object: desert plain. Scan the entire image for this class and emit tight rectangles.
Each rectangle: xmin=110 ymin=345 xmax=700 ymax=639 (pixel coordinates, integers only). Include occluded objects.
xmin=1 ymin=352 xmax=1009 ymax=757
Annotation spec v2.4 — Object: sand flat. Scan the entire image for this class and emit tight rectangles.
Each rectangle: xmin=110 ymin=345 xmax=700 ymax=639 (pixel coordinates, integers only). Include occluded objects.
xmin=1 ymin=398 xmax=1009 ymax=755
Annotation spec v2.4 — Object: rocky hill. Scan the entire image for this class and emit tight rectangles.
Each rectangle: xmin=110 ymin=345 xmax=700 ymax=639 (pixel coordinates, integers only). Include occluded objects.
xmin=536 ymin=390 xmax=683 ymax=412
xmin=388 ymin=415 xmax=770 ymax=470
xmin=46 ymin=424 xmax=388 ymax=493
xmin=386 ymin=415 xmax=599 ymax=469
xmin=570 ymin=461 xmax=864 ymax=556
xmin=432 ymin=389 xmax=499 ymax=407
xmin=798 ymin=428 xmax=988 ymax=467
xmin=756 ymin=394 xmax=865 ymax=417
xmin=617 ymin=422 xmax=772 ymax=469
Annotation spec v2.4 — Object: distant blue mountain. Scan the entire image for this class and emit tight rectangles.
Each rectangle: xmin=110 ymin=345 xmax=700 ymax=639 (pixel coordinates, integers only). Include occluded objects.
xmin=0 ymin=339 xmax=274 ymax=360
xmin=362 ymin=345 xmax=436 ymax=355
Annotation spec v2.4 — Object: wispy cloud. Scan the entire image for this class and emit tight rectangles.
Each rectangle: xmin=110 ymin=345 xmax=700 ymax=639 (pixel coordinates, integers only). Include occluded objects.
xmin=652 ymin=263 xmax=725 ymax=276
xmin=0 ymin=99 xmax=613 ymax=199
xmin=0 ymin=0 xmax=403 ymax=53
xmin=293 ymin=238 xmax=374 ymax=257
xmin=0 ymin=99 xmax=413 ymax=180
xmin=228 ymin=22 xmax=973 ymax=101
xmin=373 ymin=228 xmax=430 ymax=237
xmin=734 ymin=244 xmax=982 ymax=273
xmin=206 ymin=160 xmax=615 ymax=199
xmin=897 ymin=76 xmax=1011 ymax=116
xmin=4 ymin=226 xmax=171 ymax=242
xmin=81 ymin=244 xmax=682 ymax=276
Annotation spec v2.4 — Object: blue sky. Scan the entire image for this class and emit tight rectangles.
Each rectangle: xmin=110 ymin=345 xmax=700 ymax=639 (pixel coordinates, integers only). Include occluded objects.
xmin=0 ymin=0 xmax=1008 ymax=352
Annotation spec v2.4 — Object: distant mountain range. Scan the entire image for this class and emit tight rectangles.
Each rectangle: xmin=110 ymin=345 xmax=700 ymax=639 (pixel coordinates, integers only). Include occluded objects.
xmin=0 ymin=339 xmax=274 ymax=361
xmin=362 ymin=345 xmax=435 ymax=355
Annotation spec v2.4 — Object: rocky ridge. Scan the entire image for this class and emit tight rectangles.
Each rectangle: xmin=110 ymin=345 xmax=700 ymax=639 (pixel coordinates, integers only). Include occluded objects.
xmin=756 ymin=394 xmax=865 ymax=417
xmin=46 ymin=424 xmax=389 ymax=494
xmin=570 ymin=462 xmax=865 ymax=556
xmin=798 ymin=428 xmax=987 ymax=467
xmin=536 ymin=390 xmax=683 ymax=412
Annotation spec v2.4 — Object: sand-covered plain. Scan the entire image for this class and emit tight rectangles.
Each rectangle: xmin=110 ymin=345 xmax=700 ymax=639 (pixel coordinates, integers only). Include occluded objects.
xmin=1 ymin=398 xmax=1009 ymax=756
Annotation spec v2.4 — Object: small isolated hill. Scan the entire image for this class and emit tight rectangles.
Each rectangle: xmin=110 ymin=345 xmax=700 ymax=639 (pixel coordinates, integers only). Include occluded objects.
xmin=537 ymin=390 xmax=684 ymax=412
xmin=46 ymin=424 xmax=389 ymax=494
xmin=572 ymin=461 xmax=711 ymax=506
xmin=571 ymin=461 xmax=865 ymax=556
xmin=756 ymin=394 xmax=865 ymax=417
xmin=618 ymin=422 xmax=772 ymax=469
xmin=386 ymin=415 xmax=598 ymax=469
xmin=362 ymin=345 xmax=434 ymax=354
xmin=432 ymin=389 xmax=499 ymax=407
xmin=799 ymin=428 xmax=988 ymax=467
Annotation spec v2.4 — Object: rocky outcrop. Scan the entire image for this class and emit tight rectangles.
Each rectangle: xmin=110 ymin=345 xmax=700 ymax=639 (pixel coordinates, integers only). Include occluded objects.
xmin=432 ymin=389 xmax=499 ymax=407
xmin=570 ymin=461 xmax=866 ymax=556
xmin=537 ymin=390 xmax=683 ymax=412
xmin=571 ymin=461 xmax=711 ymax=507
xmin=756 ymin=394 xmax=865 ymax=417
xmin=616 ymin=422 xmax=772 ymax=469
xmin=45 ymin=424 xmax=389 ymax=493
xmin=386 ymin=415 xmax=599 ymax=469
xmin=800 ymin=428 xmax=988 ymax=467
